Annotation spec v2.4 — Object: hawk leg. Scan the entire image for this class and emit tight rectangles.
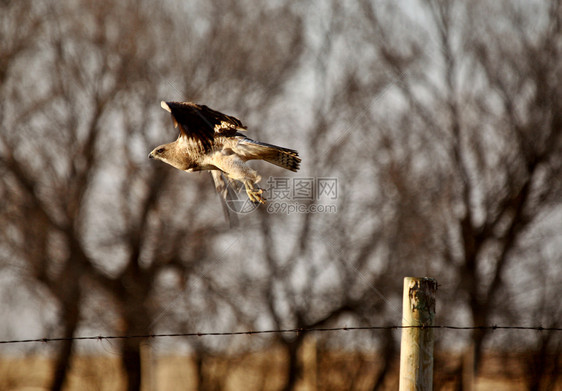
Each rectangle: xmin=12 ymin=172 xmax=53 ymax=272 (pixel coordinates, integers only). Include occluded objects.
xmin=213 ymin=154 xmax=266 ymax=204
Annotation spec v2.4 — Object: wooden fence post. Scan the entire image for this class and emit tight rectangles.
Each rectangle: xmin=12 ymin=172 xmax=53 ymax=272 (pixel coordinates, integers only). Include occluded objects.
xmin=399 ymin=277 xmax=438 ymax=391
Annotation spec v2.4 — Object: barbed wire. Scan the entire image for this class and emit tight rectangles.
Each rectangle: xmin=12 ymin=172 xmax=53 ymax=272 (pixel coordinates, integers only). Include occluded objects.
xmin=1 ymin=325 xmax=560 ymax=345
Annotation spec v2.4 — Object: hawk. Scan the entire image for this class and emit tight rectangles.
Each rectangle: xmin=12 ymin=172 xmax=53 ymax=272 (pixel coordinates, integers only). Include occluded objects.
xmin=149 ymin=101 xmax=301 ymax=209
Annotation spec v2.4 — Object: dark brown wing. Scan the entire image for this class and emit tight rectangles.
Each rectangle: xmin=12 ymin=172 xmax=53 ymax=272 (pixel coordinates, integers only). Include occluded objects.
xmin=161 ymin=101 xmax=246 ymax=151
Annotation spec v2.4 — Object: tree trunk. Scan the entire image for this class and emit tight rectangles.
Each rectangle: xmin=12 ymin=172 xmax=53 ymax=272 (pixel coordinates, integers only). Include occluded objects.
xmin=122 ymin=337 xmax=143 ymax=391
xmin=282 ymin=335 xmax=304 ymax=391
xmin=49 ymin=305 xmax=79 ymax=391
xmin=470 ymin=305 xmax=488 ymax=376
xmin=48 ymin=265 xmax=82 ymax=391
xmin=119 ymin=294 xmax=151 ymax=391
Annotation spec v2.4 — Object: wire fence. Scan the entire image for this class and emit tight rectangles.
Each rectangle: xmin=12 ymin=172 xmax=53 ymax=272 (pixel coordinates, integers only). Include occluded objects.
xmin=1 ymin=324 xmax=560 ymax=345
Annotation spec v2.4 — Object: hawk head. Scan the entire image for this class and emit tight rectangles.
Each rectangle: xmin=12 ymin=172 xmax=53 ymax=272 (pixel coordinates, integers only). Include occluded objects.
xmin=149 ymin=143 xmax=197 ymax=172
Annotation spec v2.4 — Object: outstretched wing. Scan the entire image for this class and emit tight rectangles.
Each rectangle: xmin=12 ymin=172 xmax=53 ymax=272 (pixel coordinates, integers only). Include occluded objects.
xmin=161 ymin=101 xmax=246 ymax=151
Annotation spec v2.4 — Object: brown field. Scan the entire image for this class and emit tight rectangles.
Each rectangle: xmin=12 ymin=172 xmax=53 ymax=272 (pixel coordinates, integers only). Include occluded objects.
xmin=1 ymin=348 xmax=560 ymax=391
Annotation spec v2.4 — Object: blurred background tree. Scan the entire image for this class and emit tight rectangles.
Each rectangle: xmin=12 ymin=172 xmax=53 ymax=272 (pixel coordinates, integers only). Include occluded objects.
xmin=0 ymin=0 xmax=560 ymax=391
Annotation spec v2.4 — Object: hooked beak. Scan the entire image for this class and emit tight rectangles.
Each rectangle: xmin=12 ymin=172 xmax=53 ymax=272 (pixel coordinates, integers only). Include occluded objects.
xmin=148 ymin=151 xmax=155 ymax=159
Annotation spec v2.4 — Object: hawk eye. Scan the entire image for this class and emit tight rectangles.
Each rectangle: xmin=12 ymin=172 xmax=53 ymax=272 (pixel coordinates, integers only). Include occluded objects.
xmin=157 ymin=148 xmax=165 ymax=154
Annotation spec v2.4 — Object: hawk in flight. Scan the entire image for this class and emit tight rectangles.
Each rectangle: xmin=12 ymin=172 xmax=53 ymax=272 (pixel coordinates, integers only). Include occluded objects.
xmin=149 ymin=101 xmax=301 ymax=209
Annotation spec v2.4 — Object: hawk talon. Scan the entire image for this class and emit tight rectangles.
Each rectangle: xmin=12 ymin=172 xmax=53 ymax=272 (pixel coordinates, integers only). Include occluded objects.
xmin=246 ymin=186 xmax=266 ymax=204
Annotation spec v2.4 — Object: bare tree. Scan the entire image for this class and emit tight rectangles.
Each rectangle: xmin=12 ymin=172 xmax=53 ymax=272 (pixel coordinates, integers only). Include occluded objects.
xmin=350 ymin=0 xmax=562 ymax=387
xmin=0 ymin=1 xmax=303 ymax=390
xmin=2 ymin=0 xmax=561 ymax=390
xmin=239 ymin=0 xmax=562 ymax=389
xmin=221 ymin=3 xmax=420 ymax=390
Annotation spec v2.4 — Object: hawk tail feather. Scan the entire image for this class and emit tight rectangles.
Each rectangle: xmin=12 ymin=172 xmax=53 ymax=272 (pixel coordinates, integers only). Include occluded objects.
xmin=240 ymin=139 xmax=301 ymax=172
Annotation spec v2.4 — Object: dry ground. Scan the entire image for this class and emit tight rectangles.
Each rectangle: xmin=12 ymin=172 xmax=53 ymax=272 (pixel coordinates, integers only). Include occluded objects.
xmin=0 ymin=348 xmax=559 ymax=391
